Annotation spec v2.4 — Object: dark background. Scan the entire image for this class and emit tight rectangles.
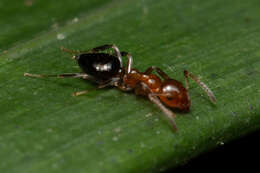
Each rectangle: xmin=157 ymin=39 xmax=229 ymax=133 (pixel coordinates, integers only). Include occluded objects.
xmin=166 ymin=130 xmax=260 ymax=172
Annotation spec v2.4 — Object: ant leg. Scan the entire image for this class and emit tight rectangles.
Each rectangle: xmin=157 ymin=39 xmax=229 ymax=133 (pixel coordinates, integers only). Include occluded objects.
xmin=60 ymin=44 xmax=121 ymax=58
xmin=90 ymin=44 xmax=115 ymax=52
xmin=148 ymin=94 xmax=178 ymax=131
xmin=144 ymin=66 xmax=169 ymax=80
xmin=111 ymin=45 xmax=123 ymax=68
xmin=60 ymin=46 xmax=81 ymax=54
xmin=91 ymin=45 xmax=123 ymax=64
xmin=24 ymin=72 xmax=91 ymax=79
xmin=140 ymin=82 xmax=178 ymax=131
xmin=149 ymin=93 xmax=171 ymax=97
xmin=73 ymin=87 xmax=98 ymax=97
xmin=60 ymin=45 xmax=112 ymax=54
xmin=117 ymin=84 xmax=133 ymax=92
xmin=184 ymin=70 xmax=216 ymax=104
xmin=121 ymin=52 xmax=133 ymax=74
xmin=73 ymin=81 xmax=113 ymax=96
xmin=73 ymin=90 xmax=89 ymax=96
xmin=61 ymin=45 xmax=114 ymax=54
xmin=88 ymin=45 xmax=123 ymax=65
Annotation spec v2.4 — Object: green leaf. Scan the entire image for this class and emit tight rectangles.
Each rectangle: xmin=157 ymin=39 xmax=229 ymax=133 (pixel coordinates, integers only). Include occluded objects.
xmin=0 ymin=0 xmax=259 ymax=172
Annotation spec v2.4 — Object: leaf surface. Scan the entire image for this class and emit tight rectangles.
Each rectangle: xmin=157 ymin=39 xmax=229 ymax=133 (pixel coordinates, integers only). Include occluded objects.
xmin=0 ymin=0 xmax=259 ymax=172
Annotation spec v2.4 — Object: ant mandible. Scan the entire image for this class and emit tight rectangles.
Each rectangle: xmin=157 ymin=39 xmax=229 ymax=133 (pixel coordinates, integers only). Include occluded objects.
xmin=24 ymin=44 xmax=216 ymax=131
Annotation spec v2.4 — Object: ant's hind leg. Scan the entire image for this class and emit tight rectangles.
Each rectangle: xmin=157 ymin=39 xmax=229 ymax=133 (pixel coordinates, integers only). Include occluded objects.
xmin=90 ymin=44 xmax=114 ymax=53
xmin=24 ymin=72 xmax=91 ymax=79
xmin=144 ymin=66 xmax=169 ymax=80
xmin=121 ymin=51 xmax=133 ymax=74
xmin=72 ymin=90 xmax=89 ymax=96
xmin=90 ymin=44 xmax=121 ymax=57
xmin=61 ymin=44 xmax=121 ymax=55
xmin=60 ymin=45 xmax=109 ymax=55
xmin=60 ymin=45 xmax=113 ymax=54
xmin=184 ymin=70 xmax=216 ymax=104
xmin=73 ymin=82 xmax=110 ymax=96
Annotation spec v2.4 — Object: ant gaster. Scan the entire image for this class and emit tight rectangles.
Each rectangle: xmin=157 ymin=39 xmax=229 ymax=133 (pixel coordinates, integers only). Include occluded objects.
xmin=24 ymin=44 xmax=216 ymax=131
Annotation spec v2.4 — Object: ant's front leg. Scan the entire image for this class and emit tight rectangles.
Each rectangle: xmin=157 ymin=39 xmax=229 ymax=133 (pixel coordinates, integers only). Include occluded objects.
xmin=144 ymin=66 xmax=169 ymax=80
xmin=73 ymin=80 xmax=116 ymax=97
xmin=184 ymin=70 xmax=216 ymax=104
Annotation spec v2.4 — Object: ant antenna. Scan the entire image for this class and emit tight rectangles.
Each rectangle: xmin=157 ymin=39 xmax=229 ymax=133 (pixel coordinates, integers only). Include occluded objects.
xmin=184 ymin=70 xmax=216 ymax=104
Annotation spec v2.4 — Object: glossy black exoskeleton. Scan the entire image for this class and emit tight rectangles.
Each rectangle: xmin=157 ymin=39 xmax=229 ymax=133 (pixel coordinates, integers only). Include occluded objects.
xmin=76 ymin=53 xmax=121 ymax=83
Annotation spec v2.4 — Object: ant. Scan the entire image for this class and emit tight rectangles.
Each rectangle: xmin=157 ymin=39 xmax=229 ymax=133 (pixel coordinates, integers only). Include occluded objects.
xmin=24 ymin=44 xmax=216 ymax=131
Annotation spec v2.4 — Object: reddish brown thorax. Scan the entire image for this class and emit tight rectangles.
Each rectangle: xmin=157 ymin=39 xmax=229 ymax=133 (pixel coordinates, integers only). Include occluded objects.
xmin=123 ymin=69 xmax=161 ymax=92
xmin=123 ymin=69 xmax=191 ymax=111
